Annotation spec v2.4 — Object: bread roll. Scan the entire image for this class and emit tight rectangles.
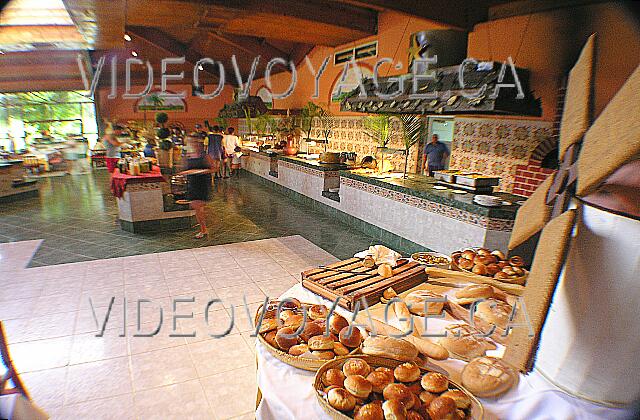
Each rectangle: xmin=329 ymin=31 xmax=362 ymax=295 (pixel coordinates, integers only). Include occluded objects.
xmin=363 ymin=255 xmax=376 ymax=268
xmin=312 ymin=350 xmax=335 ymax=360
xmin=491 ymin=250 xmax=506 ymax=260
xmin=354 ymin=402 xmax=384 ymax=420
xmin=258 ymin=318 xmax=279 ymax=334
xmin=378 ymin=263 xmax=393 ymax=278
xmin=461 ymin=356 xmax=516 ymax=398
xmin=454 ymin=284 xmax=494 ymax=304
xmin=420 ymin=372 xmax=449 ymax=393
xmin=288 ymin=343 xmax=309 ymax=356
xmin=404 ymin=290 xmax=445 ymax=316
xmin=458 ymin=259 xmax=474 ymax=270
xmin=329 ymin=313 xmax=349 ymax=335
xmin=284 ymin=314 xmax=305 ymax=330
xmin=382 ymin=399 xmax=407 ymax=420
xmin=344 ymin=375 xmax=372 ymax=399
xmin=419 ymin=391 xmax=437 ymax=406
xmin=275 ymin=326 xmax=298 ymax=350
xmin=427 ymin=396 xmax=457 ymax=420
xmin=476 ymin=248 xmax=491 ymax=256
xmin=339 ymin=326 xmax=363 ymax=348
xmin=394 ymin=362 xmax=421 ymax=383
xmin=461 ymin=250 xmax=476 ymax=260
xmin=309 ymin=304 xmax=329 ymax=320
xmin=300 ymin=321 xmax=323 ymax=342
xmin=323 ymin=368 xmax=346 ymax=387
xmin=383 ymin=383 xmax=414 ymax=410
xmin=362 ymin=336 xmax=419 ymax=362
xmin=279 ymin=309 xmax=296 ymax=323
xmin=333 ymin=342 xmax=350 ymax=356
xmin=342 ymin=358 xmax=371 ymax=377
xmin=264 ymin=330 xmax=278 ymax=348
xmin=406 ymin=410 xmax=425 ymax=420
xmin=472 ymin=263 xmax=487 ymax=275
xmin=308 ymin=335 xmax=334 ymax=350
xmin=328 ymin=387 xmax=356 ymax=412
xmin=280 ymin=298 xmax=301 ymax=310
xmin=486 ymin=263 xmax=502 ymax=276
xmin=440 ymin=390 xmax=470 ymax=409
xmin=375 ymin=367 xmax=395 ymax=382
xmin=508 ymin=255 xmax=524 ymax=267
xmin=366 ymin=371 xmax=393 ymax=393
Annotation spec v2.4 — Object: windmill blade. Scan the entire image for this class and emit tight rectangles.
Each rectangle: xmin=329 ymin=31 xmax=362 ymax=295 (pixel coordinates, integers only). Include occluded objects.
xmin=504 ymin=209 xmax=577 ymax=372
xmin=558 ymin=34 xmax=596 ymax=161
xmin=508 ymin=175 xmax=555 ymax=250
xmin=576 ymin=64 xmax=640 ymax=197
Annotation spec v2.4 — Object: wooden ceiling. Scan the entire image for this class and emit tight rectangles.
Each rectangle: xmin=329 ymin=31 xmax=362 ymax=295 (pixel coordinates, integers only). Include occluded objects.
xmin=0 ymin=0 xmax=514 ymax=91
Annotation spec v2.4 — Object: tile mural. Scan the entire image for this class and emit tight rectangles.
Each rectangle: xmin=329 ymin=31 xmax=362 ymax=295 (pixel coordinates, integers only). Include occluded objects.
xmin=450 ymin=117 xmax=553 ymax=193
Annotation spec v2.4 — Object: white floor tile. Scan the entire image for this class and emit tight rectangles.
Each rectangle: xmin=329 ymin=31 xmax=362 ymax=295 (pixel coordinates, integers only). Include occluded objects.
xmin=200 ymin=365 xmax=257 ymax=419
xmin=64 ymin=357 xmax=132 ymax=405
xmin=130 ymin=345 xmax=197 ymax=391
xmin=134 ymin=379 xmax=214 ymax=419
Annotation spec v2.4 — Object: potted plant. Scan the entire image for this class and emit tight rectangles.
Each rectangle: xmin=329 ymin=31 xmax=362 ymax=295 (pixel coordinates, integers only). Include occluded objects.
xmin=255 ymin=114 xmax=276 ymax=142
xmin=363 ymin=114 xmax=393 ymax=172
xmin=155 ymin=112 xmax=173 ymax=168
xmin=398 ymin=115 xmax=425 ymax=178
xmin=300 ymin=101 xmax=323 ymax=141
xmin=276 ymin=113 xmax=302 ymax=156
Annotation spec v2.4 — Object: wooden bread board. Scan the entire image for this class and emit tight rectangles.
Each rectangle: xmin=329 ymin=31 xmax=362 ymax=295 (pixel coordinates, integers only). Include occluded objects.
xmin=302 ymin=258 xmax=427 ymax=310
xmin=426 ymin=267 xmax=525 ymax=296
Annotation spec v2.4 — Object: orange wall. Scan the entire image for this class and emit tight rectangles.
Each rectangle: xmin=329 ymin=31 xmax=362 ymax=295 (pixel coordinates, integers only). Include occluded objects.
xmin=97 ymin=84 xmax=234 ymax=130
xmin=469 ymin=1 xmax=640 ymax=121
xmin=250 ymin=11 xmax=453 ymax=115
xmin=251 ymin=4 xmax=640 ymax=122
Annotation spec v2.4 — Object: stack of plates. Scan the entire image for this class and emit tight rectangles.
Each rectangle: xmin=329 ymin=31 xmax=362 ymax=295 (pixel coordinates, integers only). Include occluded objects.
xmin=473 ymin=195 xmax=503 ymax=207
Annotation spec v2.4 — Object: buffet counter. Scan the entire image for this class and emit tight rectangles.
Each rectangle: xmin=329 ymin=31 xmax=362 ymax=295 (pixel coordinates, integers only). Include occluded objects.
xmin=240 ymin=151 xmax=518 ymax=254
xmin=0 ymin=160 xmax=38 ymax=203
xmin=110 ymin=166 xmax=195 ymax=233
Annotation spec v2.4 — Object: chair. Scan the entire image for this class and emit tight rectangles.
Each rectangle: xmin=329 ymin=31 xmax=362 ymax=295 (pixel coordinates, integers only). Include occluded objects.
xmin=0 ymin=321 xmax=29 ymax=399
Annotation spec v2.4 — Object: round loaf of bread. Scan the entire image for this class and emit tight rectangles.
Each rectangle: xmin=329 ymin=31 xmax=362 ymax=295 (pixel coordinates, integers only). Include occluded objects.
xmin=344 ymin=375 xmax=372 ymax=399
xmin=394 ymin=362 xmax=421 ymax=383
xmin=327 ymin=387 xmax=356 ymax=412
xmin=461 ymin=356 xmax=517 ymax=398
xmin=322 ymin=368 xmax=346 ymax=387
xmin=404 ymin=290 xmax=445 ymax=316
xmin=342 ymin=358 xmax=371 ymax=377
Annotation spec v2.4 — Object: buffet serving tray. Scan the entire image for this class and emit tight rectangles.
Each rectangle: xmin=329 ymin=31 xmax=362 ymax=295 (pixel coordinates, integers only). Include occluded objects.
xmin=432 ymin=170 xmax=460 ymax=183
xmin=455 ymin=173 xmax=501 ymax=187
xmin=302 ymin=258 xmax=427 ymax=310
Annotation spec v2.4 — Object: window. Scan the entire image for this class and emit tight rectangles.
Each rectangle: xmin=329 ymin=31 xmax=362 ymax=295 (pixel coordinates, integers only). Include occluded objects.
xmin=334 ymin=41 xmax=378 ymax=66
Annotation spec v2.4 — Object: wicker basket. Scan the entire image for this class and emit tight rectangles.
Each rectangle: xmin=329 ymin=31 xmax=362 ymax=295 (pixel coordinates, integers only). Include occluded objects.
xmin=255 ymin=302 xmax=360 ymax=372
xmin=451 ymin=258 xmax=528 ymax=286
xmin=313 ymin=355 xmax=484 ymax=419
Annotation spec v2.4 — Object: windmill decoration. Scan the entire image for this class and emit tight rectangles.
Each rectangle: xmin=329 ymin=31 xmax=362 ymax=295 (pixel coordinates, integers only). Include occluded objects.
xmin=501 ymin=34 xmax=640 ymax=405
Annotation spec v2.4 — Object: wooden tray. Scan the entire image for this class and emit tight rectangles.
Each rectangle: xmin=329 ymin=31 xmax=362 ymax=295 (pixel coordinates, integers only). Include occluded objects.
xmin=314 ymin=355 xmax=484 ymax=419
xmin=302 ymin=258 xmax=427 ymax=310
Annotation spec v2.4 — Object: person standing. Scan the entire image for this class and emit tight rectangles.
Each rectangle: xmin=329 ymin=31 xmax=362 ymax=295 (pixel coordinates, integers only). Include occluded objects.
xmin=205 ymin=125 xmax=224 ymax=178
xmin=422 ymin=134 xmax=449 ymax=176
xmin=102 ymin=126 xmax=123 ymax=173
xmin=222 ymin=127 xmax=240 ymax=178
xmin=181 ymin=136 xmax=212 ymax=239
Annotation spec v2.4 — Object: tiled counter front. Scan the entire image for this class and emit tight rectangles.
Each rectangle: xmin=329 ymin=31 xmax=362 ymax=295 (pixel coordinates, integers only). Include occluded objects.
xmin=339 ymin=175 xmax=515 ymax=254
xmin=241 ymin=152 xmax=517 ymax=254
xmin=117 ymin=182 xmax=195 ymax=233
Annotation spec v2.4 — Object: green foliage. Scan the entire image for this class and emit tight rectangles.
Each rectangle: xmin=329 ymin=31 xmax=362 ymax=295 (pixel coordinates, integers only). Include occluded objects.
xmin=319 ymin=109 xmax=334 ymax=142
xmin=156 ymin=127 xmax=171 ymax=139
xmin=155 ymin=112 xmax=169 ymax=125
xmin=275 ymin=114 xmax=302 ymax=138
xmin=242 ymin=106 xmax=254 ymax=135
xmin=363 ymin=114 xmax=393 ymax=148
xmin=300 ymin=101 xmax=324 ymax=140
xmin=214 ymin=117 xmax=228 ymax=130
xmin=255 ymin=114 xmax=276 ymax=136
xmin=398 ymin=115 xmax=425 ymax=178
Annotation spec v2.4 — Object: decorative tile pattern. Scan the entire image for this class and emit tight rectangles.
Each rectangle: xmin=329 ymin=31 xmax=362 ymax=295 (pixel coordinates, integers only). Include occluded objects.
xmin=278 ymin=160 xmax=324 ymax=178
xmin=341 ymin=177 xmax=514 ymax=231
xmin=124 ymin=182 xmax=163 ymax=192
xmin=451 ymin=117 xmax=553 ymax=193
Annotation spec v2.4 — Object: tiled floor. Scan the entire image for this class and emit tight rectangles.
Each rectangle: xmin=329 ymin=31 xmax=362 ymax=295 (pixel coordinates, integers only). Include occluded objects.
xmin=0 ymin=170 xmax=387 ymax=267
xmin=1 ymin=236 xmax=338 ymax=419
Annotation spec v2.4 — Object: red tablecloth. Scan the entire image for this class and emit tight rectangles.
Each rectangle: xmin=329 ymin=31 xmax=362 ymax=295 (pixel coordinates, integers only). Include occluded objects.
xmin=110 ymin=166 xmax=166 ymax=198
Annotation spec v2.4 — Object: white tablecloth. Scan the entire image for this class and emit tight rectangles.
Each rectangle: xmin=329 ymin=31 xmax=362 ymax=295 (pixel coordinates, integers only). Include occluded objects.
xmin=255 ymin=284 xmax=637 ymax=420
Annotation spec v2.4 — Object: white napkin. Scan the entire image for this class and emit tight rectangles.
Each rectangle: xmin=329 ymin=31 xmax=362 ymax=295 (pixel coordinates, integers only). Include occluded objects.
xmin=367 ymin=245 xmax=402 ymax=267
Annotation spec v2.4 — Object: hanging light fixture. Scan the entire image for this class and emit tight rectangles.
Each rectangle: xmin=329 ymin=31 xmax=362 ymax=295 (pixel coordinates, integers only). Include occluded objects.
xmin=123 ymin=0 xmax=131 ymax=42
xmin=131 ymin=51 xmax=138 ymax=57
xmin=124 ymin=33 xmax=131 ymax=42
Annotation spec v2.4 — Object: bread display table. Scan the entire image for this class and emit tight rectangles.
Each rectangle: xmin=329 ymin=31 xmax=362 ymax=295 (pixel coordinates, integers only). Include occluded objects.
xmin=110 ymin=167 xmax=195 ymax=233
xmin=255 ymin=283 xmax=634 ymax=420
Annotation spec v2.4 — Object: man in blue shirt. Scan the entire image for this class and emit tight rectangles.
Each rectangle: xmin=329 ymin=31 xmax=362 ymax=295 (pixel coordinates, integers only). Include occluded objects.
xmin=422 ymin=134 xmax=449 ymax=176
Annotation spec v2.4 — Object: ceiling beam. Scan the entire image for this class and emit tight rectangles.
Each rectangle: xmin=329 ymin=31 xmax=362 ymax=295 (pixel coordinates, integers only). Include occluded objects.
xmin=205 ymin=32 xmax=289 ymax=60
xmin=332 ymin=0 xmax=489 ymax=29
xmin=126 ymin=25 xmax=219 ymax=79
xmin=179 ymin=0 xmax=376 ymax=35
xmin=488 ymin=0 xmax=609 ymax=21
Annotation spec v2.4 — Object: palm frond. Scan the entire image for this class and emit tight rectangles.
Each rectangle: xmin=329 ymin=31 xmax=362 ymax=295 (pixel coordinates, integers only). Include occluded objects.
xmin=363 ymin=114 xmax=393 ymax=147
xmin=398 ymin=114 xmax=425 ymax=151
